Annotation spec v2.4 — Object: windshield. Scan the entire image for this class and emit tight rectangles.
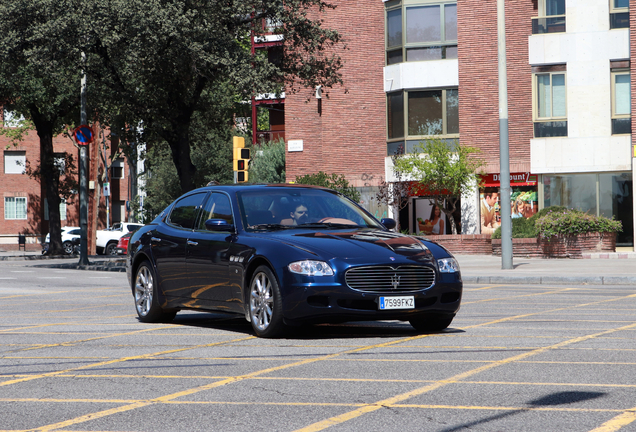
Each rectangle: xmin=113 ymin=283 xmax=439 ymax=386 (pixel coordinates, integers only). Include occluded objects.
xmin=237 ymin=188 xmax=384 ymax=231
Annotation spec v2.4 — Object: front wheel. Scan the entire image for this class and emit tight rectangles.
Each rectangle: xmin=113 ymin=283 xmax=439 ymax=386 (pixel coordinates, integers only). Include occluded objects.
xmin=63 ymin=241 xmax=73 ymax=255
xmin=134 ymin=261 xmax=176 ymax=323
xmin=249 ymin=266 xmax=286 ymax=338
xmin=409 ymin=314 xmax=454 ymax=333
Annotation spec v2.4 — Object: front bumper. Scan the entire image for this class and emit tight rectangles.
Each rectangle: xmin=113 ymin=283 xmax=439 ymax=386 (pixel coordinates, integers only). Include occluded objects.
xmin=279 ymin=272 xmax=462 ymax=324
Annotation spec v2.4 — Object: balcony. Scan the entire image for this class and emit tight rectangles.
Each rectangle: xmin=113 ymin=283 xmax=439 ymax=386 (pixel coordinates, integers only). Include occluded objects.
xmin=532 ymin=15 xmax=566 ymax=34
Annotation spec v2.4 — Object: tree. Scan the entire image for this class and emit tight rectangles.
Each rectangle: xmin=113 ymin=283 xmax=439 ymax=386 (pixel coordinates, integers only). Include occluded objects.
xmin=84 ymin=0 xmax=344 ymax=195
xmin=294 ymin=171 xmax=361 ymax=202
xmin=392 ymin=138 xmax=484 ymax=235
xmin=249 ymin=138 xmax=286 ymax=184
xmin=0 ymin=0 xmax=83 ymax=255
xmin=375 ymin=149 xmax=411 ymax=232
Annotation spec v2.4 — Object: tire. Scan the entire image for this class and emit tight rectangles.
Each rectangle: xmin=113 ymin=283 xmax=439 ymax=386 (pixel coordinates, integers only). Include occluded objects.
xmin=409 ymin=314 xmax=455 ymax=333
xmin=249 ymin=265 xmax=286 ymax=338
xmin=134 ymin=261 xmax=177 ymax=323
xmin=63 ymin=241 xmax=73 ymax=255
xmin=105 ymin=242 xmax=118 ymax=256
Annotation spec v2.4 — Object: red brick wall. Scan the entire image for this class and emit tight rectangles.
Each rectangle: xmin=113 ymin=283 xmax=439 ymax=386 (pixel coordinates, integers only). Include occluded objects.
xmin=458 ymin=0 xmax=534 ymax=173
xmin=285 ymin=0 xmax=386 ymax=187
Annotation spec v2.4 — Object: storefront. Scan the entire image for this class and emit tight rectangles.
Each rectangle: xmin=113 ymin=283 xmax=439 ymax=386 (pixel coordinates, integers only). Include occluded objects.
xmin=542 ymin=172 xmax=633 ymax=247
xmin=406 ymin=182 xmax=461 ymax=236
xmin=479 ymin=172 xmax=539 ymax=235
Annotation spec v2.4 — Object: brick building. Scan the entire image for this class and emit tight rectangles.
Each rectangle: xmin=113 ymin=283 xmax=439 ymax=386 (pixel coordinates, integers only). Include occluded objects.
xmin=262 ymin=0 xmax=634 ymax=249
xmin=0 ymin=108 xmax=136 ymax=251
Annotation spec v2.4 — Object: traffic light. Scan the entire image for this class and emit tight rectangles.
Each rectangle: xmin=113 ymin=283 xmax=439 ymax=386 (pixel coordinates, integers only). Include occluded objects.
xmin=233 ymin=136 xmax=250 ymax=183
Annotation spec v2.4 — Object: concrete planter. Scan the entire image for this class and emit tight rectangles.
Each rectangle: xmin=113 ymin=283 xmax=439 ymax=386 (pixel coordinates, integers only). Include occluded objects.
xmin=492 ymin=232 xmax=617 ymax=259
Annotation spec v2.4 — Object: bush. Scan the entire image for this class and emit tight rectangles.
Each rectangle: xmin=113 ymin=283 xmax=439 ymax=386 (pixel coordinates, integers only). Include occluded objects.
xmin=491 ymin=217 xmax=537 ymax=239
xmin=535 ymin=208 xmax=622 ymax=238
xmin=294 ymin=171 xmax=361 ymax=202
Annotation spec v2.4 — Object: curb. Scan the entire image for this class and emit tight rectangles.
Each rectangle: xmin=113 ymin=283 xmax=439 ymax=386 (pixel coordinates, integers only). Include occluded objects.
xmin=463 ymin=276 xmax=636 ymax=285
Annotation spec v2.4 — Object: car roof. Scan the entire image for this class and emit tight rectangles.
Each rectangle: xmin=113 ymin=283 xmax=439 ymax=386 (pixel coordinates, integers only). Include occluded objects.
xmin=198 ymin=184 xmax=335 ymax=193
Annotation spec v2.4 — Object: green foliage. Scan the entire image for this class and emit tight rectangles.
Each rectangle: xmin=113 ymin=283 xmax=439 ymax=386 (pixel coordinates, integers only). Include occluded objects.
xmin=491 ymin=217 xmax=537 ymax=239
xmin=249 ymin=138 xmax=286 ymax=184
xmin=392 ymin=138 xmax=483 ymax=234
xmin=82 ymin=0 xmax=344 ymax=194
xmin=294 ymin=172 xmax=361 ymax=202
xmin=535 ymin=208 xmax=622 ymax=238
xmin=491 ymin=206 xmax=623 ymax=239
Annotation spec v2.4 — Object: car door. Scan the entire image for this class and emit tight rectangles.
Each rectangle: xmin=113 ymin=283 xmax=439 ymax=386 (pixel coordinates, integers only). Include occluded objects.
xmin=186 ymin=192 xmax=241 ymax=312
xmin=151 ymin=192 xmax=207 ymax=300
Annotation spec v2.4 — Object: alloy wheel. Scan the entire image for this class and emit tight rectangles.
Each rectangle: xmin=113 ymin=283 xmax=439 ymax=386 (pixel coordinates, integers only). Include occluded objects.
xmin=134 ymin=265 xmax=153 ymax=317
xmin=250 ymin=271 xmax=274 ymax=332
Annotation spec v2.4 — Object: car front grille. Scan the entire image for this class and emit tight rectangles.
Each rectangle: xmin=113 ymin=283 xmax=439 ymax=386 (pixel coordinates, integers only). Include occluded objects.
xmin=345 ymin=265 xmax=435 ymax=293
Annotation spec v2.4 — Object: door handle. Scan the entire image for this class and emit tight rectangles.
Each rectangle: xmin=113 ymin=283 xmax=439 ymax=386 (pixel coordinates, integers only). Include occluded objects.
xmin=187 ymin=240 xmax=198 ymax=246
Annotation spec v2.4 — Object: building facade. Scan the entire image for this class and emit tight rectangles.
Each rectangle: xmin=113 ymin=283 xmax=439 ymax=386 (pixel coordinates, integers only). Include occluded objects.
xmin=0 ymin=108 xmax=136 ymax=250
xmin=275 ymin=0 xmax=634 ymax=249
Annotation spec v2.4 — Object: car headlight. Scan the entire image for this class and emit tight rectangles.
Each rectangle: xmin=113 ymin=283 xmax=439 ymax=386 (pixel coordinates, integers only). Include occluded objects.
xmin=438 ymin=258 xmax=460 ymax=273
xmin=288 ymin=260 xmax=334 ymax=276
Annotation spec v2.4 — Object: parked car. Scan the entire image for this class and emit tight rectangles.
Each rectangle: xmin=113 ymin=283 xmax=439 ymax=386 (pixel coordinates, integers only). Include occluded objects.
xmin=96 ymin=223 xmax=144 ymax=255
xmin=126 ymin=184 xmax=462 ymax=338
xmin=115 ymin=232 xmax=132 ymax=255
xmin=44 ymin=226 xmax=81 ymax=255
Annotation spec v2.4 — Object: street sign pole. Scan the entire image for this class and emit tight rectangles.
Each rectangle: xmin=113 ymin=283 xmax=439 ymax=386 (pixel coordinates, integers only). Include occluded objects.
xmin=78 ymin=53 xmax=89 ymax=266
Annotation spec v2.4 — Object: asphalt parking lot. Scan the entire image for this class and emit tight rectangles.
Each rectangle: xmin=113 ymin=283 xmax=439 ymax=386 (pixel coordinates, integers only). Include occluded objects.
xmin=0 ymin=261 xmax=635 ymax=431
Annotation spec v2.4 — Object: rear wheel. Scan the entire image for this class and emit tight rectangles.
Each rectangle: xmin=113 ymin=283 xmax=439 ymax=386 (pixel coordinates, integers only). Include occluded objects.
xmin=249 ymin=266 xmax=286 ymax=338
xmin=134 ymin=261 xmax=176 ymax=323
xmin=409 ymin=314 xmax=454 ymax=333
xmin=105 ymin=242 xmax=118 ymax=256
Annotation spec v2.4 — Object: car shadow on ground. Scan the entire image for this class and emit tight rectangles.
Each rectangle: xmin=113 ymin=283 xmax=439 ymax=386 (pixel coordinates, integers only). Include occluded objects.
xmin=166 ymin=312 xmax=465 ymax=340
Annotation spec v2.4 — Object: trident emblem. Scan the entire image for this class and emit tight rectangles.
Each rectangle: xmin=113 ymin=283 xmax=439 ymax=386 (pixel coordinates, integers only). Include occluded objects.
xmin=391 ymin=274 xmax=401 ymax=290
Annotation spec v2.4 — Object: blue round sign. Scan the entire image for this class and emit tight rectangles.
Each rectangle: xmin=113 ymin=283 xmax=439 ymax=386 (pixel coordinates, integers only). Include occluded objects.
xmin=74 ymin=125 xmax=93 ymax=145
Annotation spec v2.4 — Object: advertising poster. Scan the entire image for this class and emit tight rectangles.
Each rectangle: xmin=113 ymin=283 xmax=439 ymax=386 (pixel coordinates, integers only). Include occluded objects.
xmin=415 ymin=199 xmax=446 ymax=235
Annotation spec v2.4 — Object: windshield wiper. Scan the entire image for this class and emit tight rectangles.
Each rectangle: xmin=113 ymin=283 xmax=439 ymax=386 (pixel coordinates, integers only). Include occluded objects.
xmin=248 ymin=223 xmax=289 ymax=231
xmin=295 ymin=222 xmax=363 ymax=229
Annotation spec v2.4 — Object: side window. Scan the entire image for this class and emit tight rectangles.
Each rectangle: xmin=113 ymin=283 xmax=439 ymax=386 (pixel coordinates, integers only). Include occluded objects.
xmin=198 ymin=193 xmax=233 ymax=230
xmin=168 ymin=193 xmax=206 ymax=230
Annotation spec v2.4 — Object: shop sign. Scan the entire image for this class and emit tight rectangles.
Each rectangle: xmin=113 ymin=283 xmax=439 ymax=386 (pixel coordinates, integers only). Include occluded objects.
xmin=481 ymin=172 xmax=537 ymax=187
xmin=407 ymin=181 xmax=450 ymax=197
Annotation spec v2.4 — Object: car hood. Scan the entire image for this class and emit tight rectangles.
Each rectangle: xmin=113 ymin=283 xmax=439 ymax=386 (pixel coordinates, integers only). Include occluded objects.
xmin=263 ymin=229 xmax=434 ymax=264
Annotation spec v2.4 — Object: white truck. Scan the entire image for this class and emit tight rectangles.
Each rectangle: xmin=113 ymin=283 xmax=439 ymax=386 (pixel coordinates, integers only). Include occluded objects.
xmin=96 ymin=222 xmax=144 ymax=255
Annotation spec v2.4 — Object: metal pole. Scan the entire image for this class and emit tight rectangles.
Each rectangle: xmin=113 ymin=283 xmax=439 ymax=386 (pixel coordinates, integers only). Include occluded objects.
xmin=497 ymin=0 xmax=513 ymax=269
xmin=78 ymin=53 xmax=89 ymax=265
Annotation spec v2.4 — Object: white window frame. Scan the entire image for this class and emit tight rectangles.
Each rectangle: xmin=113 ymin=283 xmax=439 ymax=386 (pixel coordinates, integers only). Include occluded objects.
xmin=610 ymin=0 xmax=628 ymax=14
xmin=533 ymin=72 xmax=567 ymax=122
xmin=110 ymin=159 xmax=125 ymax=180
xmin=611 ymin=70 xmax=630 ymax=119
xmin=539 ymin=0 xmax=566 ymax=18
xmin=4 ymin=151 xmax=26 ymax=174
xmin=4 ymin=197 xmax=27 ymax=220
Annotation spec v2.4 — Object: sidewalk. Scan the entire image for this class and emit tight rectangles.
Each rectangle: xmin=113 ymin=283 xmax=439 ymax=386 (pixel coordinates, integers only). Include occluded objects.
xmin=455 ymin=253 xmax=636 ymax=285
xmin=1 ymin=250 xmax=635 ymax=285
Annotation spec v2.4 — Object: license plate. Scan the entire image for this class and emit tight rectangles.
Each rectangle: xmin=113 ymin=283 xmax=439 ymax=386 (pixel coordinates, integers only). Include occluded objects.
xmin=378 ymin=296 xmax=414 ymax=310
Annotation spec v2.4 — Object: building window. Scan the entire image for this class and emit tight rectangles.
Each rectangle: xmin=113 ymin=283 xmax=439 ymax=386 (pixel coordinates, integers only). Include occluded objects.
xmin=386 ymin=1 xmax=457 ymax=65
xmin=533 ymin=71 xmax=567 ymax=137
xmin=44 ymin=198 xmax=67 ymax=221
xmin=110 ymin=158 xmax=125 ymax=179
xmin=532 ymin=0 xmax=566 ymax=34
xmin=4 ymin=197 xmax=27 ymax=220
xmin=4 ymin=151 xmax=26 ymax=174
xmin=387 ymin=88 xmax=458 ymax=154
xmin=610 ymin=0 xmax=629 ymax=29
xmin=611 ymin=70 xmax=631 ymax=135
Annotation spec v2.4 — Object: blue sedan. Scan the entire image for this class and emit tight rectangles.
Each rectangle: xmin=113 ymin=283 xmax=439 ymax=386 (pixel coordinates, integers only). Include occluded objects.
xmin=126 ymin=184 xmax=462 ymax=337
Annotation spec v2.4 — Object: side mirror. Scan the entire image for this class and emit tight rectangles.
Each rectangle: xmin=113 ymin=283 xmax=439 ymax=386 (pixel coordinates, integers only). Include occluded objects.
xmin=204 ymin=219 xmax=235 ymax=232
xmin=380 ymin=218 xmax=397 ymax=230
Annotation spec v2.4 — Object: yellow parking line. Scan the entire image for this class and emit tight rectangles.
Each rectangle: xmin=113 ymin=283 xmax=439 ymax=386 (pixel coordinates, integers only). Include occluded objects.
xmin=589 ymin=408 xmax=636 ymax=432
xmin=0 ymin=334 xmax=253 ymax=388
xmin=462 ymin=287 xmax=578 ymax=305
xmin=463 ymin=284 xmax=506 ymax=291
xmin=293 ymin=321 xmax=636 ymax=432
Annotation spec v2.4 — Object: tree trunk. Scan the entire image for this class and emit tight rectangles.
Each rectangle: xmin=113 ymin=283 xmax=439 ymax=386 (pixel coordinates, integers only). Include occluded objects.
xmin=31 ymin=109 xmax=64 ymax=255
xmin=164 ymin=122 xmax=197 ymax=195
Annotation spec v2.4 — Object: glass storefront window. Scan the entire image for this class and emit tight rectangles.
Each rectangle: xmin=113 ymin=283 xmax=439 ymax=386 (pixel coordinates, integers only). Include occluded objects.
xmin=543 ymin=174 xmax=597 ymax=215
xmin=600 ymin=173 xmax=633 ymax=247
